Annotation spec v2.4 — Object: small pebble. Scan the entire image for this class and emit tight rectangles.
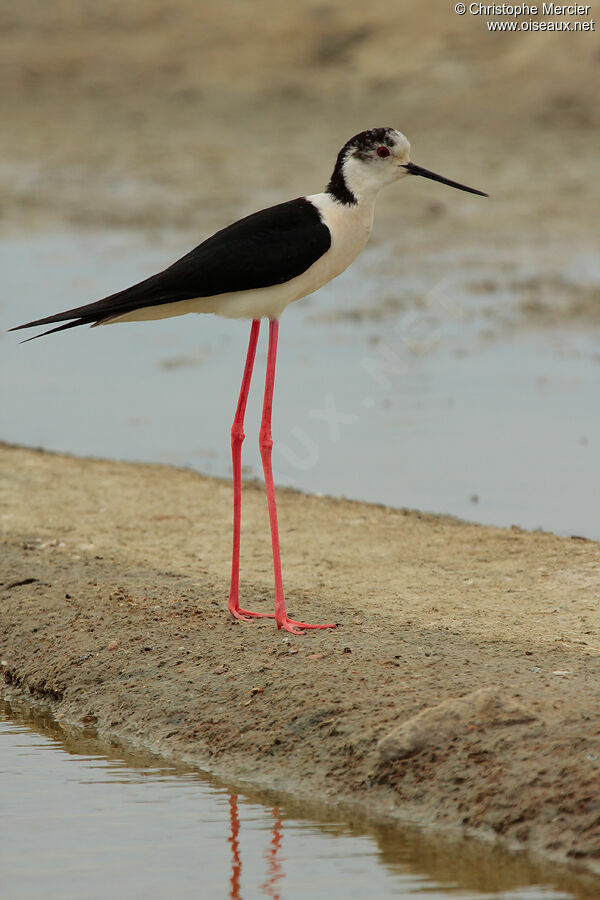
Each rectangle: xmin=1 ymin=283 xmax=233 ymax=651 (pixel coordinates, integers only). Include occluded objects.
xmin=107 ymin=640 xmax=119 ymax=651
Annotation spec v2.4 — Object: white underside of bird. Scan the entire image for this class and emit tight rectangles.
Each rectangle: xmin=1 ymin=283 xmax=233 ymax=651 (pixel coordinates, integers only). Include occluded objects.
xmin=99 ymin=190 xmax=377 ymax=324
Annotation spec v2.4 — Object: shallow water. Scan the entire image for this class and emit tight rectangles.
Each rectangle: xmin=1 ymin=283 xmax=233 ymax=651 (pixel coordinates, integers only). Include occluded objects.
xmin=1 ymin=230 xmax=599 ymax=539
xmin=2 ymin=699 xmax=596 ymax=900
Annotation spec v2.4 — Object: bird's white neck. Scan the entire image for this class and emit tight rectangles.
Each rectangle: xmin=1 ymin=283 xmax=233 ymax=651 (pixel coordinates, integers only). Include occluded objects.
xmin=339 ymin=156 xmax=386 ymax=206
xmin=325 ymin=152 xmax=395 ymax=209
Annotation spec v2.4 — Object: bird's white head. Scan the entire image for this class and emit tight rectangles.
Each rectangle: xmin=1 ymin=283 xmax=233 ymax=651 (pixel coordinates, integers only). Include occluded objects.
xmin=326 ymin=127 xmax=487 ymax=205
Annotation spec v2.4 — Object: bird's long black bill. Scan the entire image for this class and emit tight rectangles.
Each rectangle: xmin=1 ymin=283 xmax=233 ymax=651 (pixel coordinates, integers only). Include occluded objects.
xmin=404 ymin=162 xmax=488 ymax=197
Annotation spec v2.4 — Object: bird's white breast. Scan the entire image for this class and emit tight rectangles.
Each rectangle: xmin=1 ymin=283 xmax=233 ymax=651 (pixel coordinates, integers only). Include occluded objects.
xmin=299 ymin=191 xmax=375 ymax=296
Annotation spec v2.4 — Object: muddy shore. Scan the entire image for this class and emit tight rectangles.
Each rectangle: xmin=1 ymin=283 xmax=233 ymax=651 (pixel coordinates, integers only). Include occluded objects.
xmin=1 ymin=443 xmax=599 ymax=876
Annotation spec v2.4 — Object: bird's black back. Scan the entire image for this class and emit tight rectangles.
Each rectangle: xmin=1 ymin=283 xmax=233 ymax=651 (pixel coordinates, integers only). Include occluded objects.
xmin=11 ymin=197 xmax=331 ymax=338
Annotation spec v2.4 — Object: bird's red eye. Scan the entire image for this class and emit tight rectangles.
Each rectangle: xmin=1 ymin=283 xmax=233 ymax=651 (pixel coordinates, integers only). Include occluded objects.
xmin=377 ymin=146 xmax=390 ymax=159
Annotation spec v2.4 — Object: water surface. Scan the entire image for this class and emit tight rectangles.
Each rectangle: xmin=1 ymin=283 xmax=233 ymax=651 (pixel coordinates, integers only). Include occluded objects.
xmin=1 ymin=230 xmax=598 ymax=538
xmin=1 ymin=699 xmax=595 ymax=900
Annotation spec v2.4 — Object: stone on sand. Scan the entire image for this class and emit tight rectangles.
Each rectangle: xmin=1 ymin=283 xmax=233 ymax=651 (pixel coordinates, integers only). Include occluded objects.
xmin=377 ymin=688 xmax=536 ymax=762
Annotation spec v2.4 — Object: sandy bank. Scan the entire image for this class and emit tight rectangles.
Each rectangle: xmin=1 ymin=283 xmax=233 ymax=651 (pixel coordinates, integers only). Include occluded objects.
xmin=1 ymin=443 xmax=599 ymax=875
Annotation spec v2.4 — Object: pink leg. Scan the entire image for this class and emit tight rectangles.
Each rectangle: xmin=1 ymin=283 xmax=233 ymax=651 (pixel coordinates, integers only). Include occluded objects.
xmin=259 ymin=319 xmax=336 ymax=635
xmin=228 ymin=320 xmax=274 ymax=622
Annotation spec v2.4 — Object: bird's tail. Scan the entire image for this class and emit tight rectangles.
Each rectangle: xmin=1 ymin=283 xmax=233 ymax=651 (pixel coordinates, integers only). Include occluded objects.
xmin=9 ymin=270 xmax=167 ymax=341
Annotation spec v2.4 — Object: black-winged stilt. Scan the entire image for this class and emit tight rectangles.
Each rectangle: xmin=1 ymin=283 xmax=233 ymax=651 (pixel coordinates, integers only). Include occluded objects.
xmin=11 ymin=127 xmax=487 ymax=634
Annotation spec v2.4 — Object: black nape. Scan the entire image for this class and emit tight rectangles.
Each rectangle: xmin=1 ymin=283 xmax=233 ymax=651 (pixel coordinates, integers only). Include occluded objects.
xmin=326 ymin=152 xmax=357 ymax=206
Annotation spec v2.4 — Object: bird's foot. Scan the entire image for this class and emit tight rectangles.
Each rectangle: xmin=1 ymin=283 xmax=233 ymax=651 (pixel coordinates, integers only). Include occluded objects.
xmin=276 ymin=616 xmax=337 ymax=636
xmin=229 ymin=600 xmax=275 ymax=623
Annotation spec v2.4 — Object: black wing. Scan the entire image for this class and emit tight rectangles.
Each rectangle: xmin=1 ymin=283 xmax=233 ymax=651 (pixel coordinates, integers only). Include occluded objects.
xmin=11 ymin=198 xmax=331 ymax=339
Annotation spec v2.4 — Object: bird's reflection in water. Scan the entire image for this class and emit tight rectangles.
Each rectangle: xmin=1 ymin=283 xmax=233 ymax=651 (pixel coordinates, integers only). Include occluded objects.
xmin=262 ymin=806 xmax=284 ymax=900
xmin=228 ymin=794 xmax=284 ymax=900
xmin=228 ymin=795 xmax=242 ymax=900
